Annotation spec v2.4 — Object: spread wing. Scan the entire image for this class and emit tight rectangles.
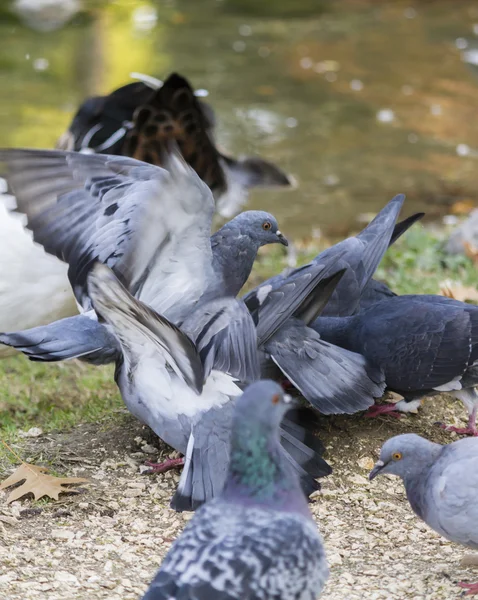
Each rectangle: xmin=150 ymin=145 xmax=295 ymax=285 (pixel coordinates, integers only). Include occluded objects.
xmin=0 ymin=148 xmax=215 ymax=317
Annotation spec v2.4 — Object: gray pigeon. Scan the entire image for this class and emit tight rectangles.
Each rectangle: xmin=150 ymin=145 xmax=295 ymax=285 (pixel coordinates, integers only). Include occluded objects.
xmin=0 ymin=148 xmax=287 ymax=363
xmin=87 ymin=262 xmax=336 ymax=511
xmin=370 ymin=433 xmax=478 ymax=596
xmin=142 ymin=380 xmax=329 ymax=600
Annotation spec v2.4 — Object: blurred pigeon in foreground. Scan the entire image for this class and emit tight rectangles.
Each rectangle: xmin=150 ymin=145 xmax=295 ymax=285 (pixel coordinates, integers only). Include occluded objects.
xmin=87 ymin=262 xmax=336 ymax=510
xmin=0 ymin=149 xmax=287 ymax=364
xmin=370 ymin=433 xmax=478 ymax=596
xmin=313 ymin=295 xmax=478 ymax=434
xmin=142 ymin=380 xmax=329 ymax=600
xmin=57 ymin=72 xmax=293 ymax=218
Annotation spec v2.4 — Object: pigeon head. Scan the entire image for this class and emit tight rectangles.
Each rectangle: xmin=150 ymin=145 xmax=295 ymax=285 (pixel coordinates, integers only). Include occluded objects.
xmin=223 ymin=380 xmax=306 ymax=509
xmin=369 ymin=434 xmax=441 ymax=482
xmin=234 ymin=379 xmax=294 ymax=432
xmin=228 ymin=210 xmax=288 ymax=247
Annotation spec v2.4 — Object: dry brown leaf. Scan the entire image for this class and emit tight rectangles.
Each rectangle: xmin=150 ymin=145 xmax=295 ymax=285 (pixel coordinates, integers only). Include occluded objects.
xmin=440 ymin=281 xmax=478 ymax=303
xmin=0 ymin=463 xmax=89 ymax=503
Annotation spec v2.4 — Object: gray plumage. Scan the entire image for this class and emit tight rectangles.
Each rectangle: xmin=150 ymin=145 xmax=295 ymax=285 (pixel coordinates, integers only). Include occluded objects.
xmin=142 ymin=380 xmax=328 ymax=600
xmin=87 ymin=264 xmax=332 ymax=511
xmin=370 ymin=433 xmax=478 ymax=549
xmin=245 ymin=194 xmax=407 ymax=318
xmin=0 ymin=148 xmax=286 ymax=363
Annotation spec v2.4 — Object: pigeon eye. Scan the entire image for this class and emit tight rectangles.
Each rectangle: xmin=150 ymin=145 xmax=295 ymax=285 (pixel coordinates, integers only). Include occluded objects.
xmin=271 ymin=394 xmax=280 ymax=405
xmin=392 ymin=452 xmax=402 ymax=461
xmin=262 ymin=221 xmax=272 ymax=231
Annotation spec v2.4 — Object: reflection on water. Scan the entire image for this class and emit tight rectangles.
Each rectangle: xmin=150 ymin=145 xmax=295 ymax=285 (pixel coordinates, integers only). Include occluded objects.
xmin=2 ymin=0 xmax=478 ymax=237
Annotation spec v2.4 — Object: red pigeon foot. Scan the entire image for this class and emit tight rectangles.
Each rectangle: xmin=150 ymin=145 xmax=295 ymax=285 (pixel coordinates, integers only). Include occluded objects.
xmin=144 ymin=457 xmax=184 ymax=474
xmin=364 ymin=403 xmax=402 ymax=419
xmin=436 ymin=423 xmax=478 ymax=437
xmin=458 ymin=581 xmax=478 ymax=595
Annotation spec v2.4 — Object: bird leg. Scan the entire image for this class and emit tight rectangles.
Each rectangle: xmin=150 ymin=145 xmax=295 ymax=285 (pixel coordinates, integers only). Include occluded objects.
xmin=364 ymin=403 xmax=402 ymax=419
xmin=457 ymin=581 xmax=478 ymax=595
xmin=144 ymin=457 xmax=184 ymax=474
xmin=437 ymin=391 xmax=478 ymax=436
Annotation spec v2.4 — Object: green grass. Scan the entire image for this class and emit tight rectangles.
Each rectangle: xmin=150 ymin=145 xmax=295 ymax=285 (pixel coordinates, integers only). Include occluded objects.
xmin=250 ymin=224 xmax=478 ymax=296
xmin=1 ymin=224 xmax=477 ymax=451
xmin=0 ymin=358 xmax=120 ymax=442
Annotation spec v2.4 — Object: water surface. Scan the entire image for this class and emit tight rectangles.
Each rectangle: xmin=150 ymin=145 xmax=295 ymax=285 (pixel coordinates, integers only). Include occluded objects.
xmin=1 ymin=0 xmax=478 ymax=237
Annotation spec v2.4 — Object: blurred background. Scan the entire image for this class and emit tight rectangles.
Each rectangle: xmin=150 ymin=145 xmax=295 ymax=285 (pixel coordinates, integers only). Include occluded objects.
xmin=1 ymin=0 xmax=478 ymax=238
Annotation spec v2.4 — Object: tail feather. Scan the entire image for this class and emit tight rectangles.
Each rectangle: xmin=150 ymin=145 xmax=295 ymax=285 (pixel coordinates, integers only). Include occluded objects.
xmin=267 ymin=321 xmax=385 ymax=415
xmin=389 ymin=212 xmax=424 ymax=246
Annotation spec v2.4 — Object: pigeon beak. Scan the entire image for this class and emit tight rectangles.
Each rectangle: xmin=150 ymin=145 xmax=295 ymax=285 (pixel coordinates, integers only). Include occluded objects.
xmin=369 ymin=460 xmax=385 ymax=481
xmin=276 ymin=230 xmax=288 ymax=246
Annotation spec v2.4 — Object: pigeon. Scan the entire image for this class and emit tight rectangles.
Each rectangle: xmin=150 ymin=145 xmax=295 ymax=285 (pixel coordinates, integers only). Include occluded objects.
xmin=370 ymin=433 xmax=478 ymax=596
xmin=56 ymin=72 xmax=293 ymax=218
xmin=0 ymin=148 xmax=287 ymax=363
xmin=313 ymin=294 xmax=478 ymax=434
xmin=142 ymin=379 xmax=329 ymax=600
xmin=240 ymin=196 xmax=420 ymax=415
xmin=86 ymin=261 xmax=337 ymax=510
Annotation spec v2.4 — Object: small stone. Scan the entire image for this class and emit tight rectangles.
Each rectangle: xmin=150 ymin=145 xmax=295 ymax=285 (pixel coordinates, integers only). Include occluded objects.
xmin=54 ymin=571 xmax=78 ymax=584
xmin=357 ymin=457 xmax=375 ymax=470
xmin=349 ymin=474 xmax=369 ymax=485
xmin=52 ymin=530 xmax=75 ymax=541
xmin=124 ymin=489 xmax=143 ymax=498
xmin=140 ymin=444 xmax=157 ymax=455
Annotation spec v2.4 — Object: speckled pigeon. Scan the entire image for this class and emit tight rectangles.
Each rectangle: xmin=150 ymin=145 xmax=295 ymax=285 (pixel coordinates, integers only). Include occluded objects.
xmin=142 ymin=380 xmax=329 ymax=600
xmin=0 ymin=148 xmax=287 ymax=364
xmin=370 ymin=433 xmax=478 ymax=596
xmin=56 ymin=72 xmax=293 ymax=218
xmin=87 ymin=262 xmax=338 ymax=511
xmin=313 ymin=294 xmax=478 ymax=434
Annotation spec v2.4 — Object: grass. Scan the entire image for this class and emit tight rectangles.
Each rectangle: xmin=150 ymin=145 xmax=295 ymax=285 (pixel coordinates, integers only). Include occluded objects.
xmin=1 ymin=223 xmax=477 ymax=453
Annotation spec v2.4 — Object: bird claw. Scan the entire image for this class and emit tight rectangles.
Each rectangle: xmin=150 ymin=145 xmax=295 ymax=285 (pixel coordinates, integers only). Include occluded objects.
xmin=435 ymin=423 xmax=478 ymax=437
xmin=458 ymin=581 xmax=478 ymax=595
xmin=364 ymin=404 xmax=402 ymax=419
xmin=143 ymin=457 xmax=184 ymax=474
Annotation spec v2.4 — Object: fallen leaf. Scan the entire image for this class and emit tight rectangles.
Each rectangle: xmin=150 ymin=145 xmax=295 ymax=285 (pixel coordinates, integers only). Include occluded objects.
xmin=0 ymin=463 xmax=89 ymax=503
xmin=439 ymin=281 xmax=478 ymax=303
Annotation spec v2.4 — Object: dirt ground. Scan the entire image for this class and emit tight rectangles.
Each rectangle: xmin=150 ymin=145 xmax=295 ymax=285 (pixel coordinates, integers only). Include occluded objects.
xmin=0 ymin=395 xmax=476 ymax=600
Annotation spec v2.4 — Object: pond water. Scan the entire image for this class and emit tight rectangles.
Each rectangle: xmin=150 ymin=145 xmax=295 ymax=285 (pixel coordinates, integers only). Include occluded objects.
xmin=1 ymin=0 xmax=478 ymax=238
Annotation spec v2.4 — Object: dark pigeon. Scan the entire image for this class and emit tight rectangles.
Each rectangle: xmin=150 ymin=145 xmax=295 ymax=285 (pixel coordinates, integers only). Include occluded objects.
xmin=313 ymin=294 xmax=478 ymax=434
xmin=370 ymin=433 xmax=478 ymax=596
xmin=142 ymin=380 xmax=329 ymax=600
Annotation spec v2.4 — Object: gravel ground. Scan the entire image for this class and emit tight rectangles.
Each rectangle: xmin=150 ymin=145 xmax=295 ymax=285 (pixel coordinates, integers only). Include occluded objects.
xmin=0 ymin=395 xmax=476 ymax=600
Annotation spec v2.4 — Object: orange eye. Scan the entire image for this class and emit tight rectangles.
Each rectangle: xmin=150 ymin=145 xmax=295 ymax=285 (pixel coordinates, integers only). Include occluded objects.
xmin=392 ymin=452 xmax=402 ymax=461
xmin=262 ymin=221 xmax=272 ymax=231
xmin=271 ymin=394 xmax=280 ymax=404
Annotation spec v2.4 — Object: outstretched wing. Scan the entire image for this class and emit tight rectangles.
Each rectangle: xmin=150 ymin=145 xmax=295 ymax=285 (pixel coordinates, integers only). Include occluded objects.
xmin=87 ymin=262 xmax=204 ymax=394
xmin=0 ymin=148 xmax=215 ymax=317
